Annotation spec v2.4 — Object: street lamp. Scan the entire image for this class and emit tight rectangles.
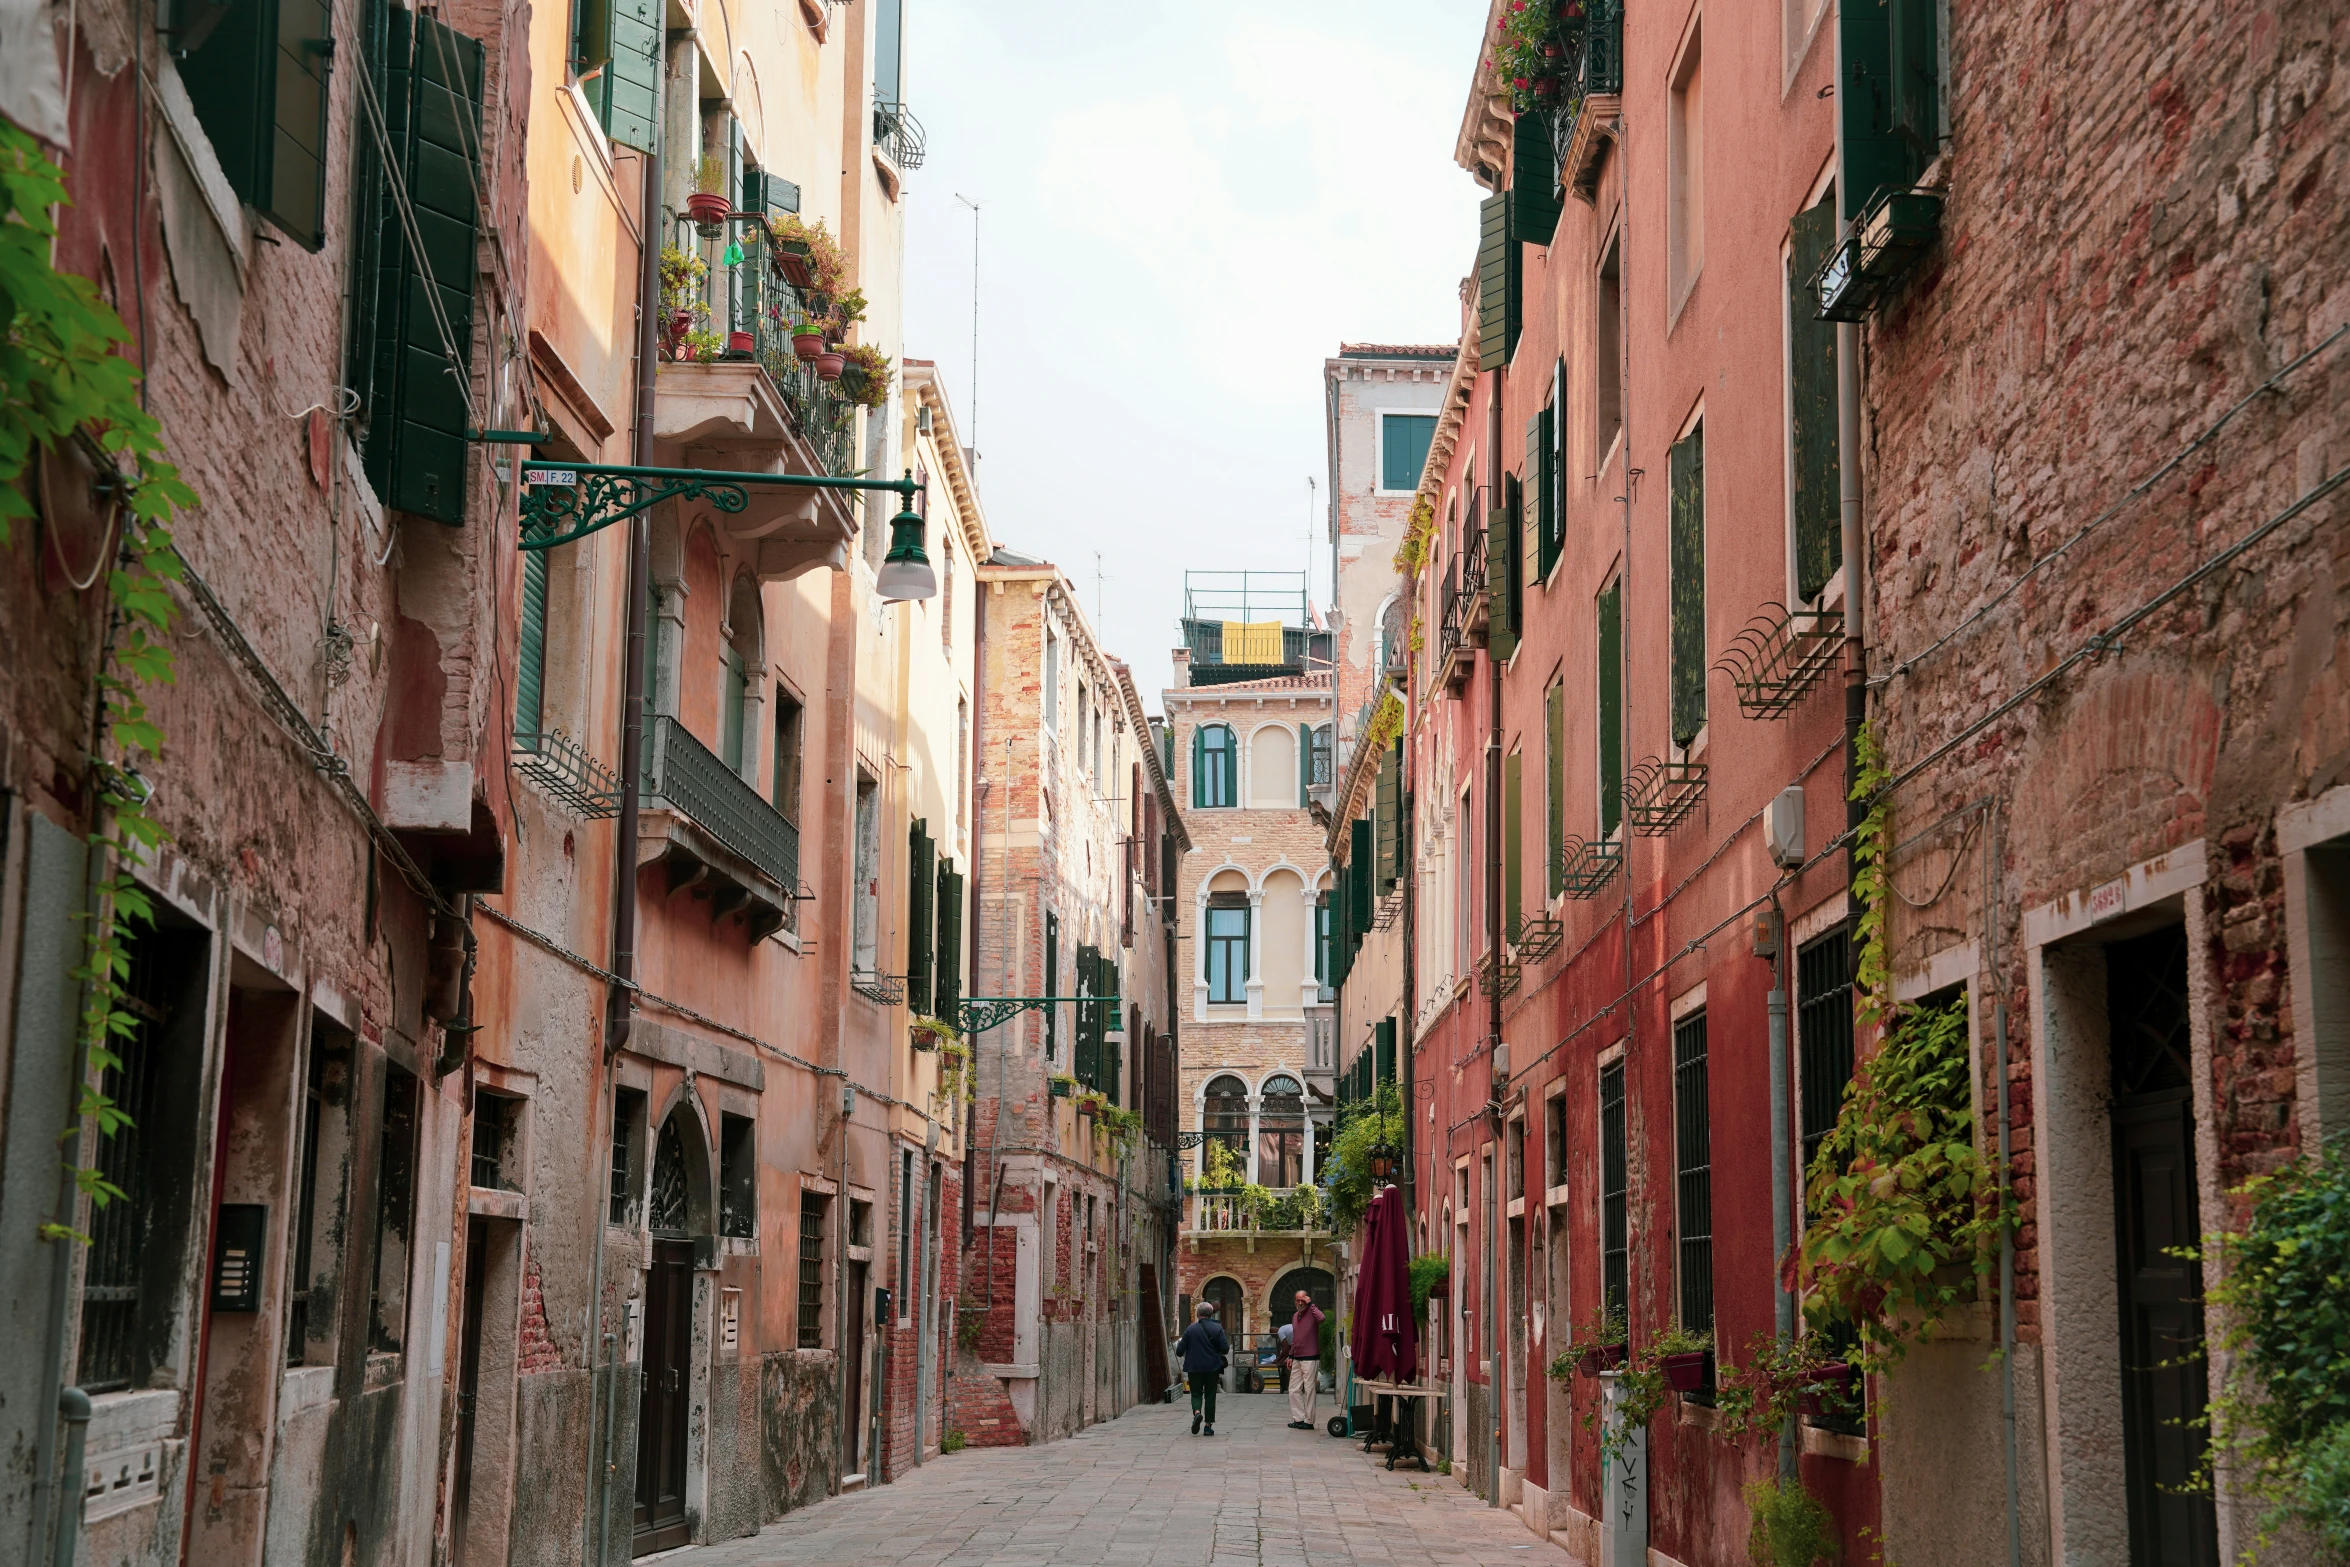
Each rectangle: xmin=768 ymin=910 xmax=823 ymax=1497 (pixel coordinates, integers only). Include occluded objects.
xmin=875 ymin=494 xmax=936 ymax=602
xmin=1367 ymin=1143 xmax=1396 ymax=1181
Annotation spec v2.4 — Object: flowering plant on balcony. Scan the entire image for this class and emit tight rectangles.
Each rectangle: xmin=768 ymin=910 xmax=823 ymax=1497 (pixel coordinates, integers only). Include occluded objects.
xmin=1487 ymin=0 xmax=1579 ymax=113
xmin=767 ymin=212 xmax=847 ymax=295
xmin=1392 ymin=494 xmax=1437 ymax=579
xmin=658 ymin=245 xmax=710 ymax=358
xmin=680 ymin=328 xmax=725 ymax=364
xmin=838 ymin=342 xmax=894 ymax=410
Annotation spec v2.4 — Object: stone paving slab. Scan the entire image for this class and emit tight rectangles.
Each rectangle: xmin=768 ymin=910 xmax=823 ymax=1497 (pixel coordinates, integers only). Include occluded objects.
xmin=676 ymin=1393 xmax=1582 ymax=1567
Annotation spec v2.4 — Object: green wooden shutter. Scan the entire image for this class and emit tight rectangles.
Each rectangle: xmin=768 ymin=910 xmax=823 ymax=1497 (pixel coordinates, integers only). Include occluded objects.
xmin=1487 ymin=502 xmax=1518 ymax=663
xmin=1191 ymin=724 xmax=1207 ymax=809
xmin=593 ymin=0 xmax=659 ymax=152
xmin=1546 ymin=683 xmax=1565 ymax=899
xmin=1669 ymin=421 xmax=1706 ymax=748
xmin=1506 ymin=473 xmax=1526 ymax=636
xmin=1837 ymin=0 xmax=1937 ymax=222
xmin=1076 ymin=946 xmax=1101 ymax=1089
xmin=1298 ymin=722 xmax=1312 ymax=806
xmin=1790 ymin=197 xmax=1843 ymax=601
xmin=1504 ymin=750 xmax=1523 ymax=943
xmin=907 ymin=820 xmax=934 ymax=1015
xmin=1599 ymin=579 xmax=1623 ymax=837
xmin=1534 ymin=406 xmax=1559 ymax=582
xmin=936 ymin=862 xmax=963 ymax=1022
xmin=1549 ymin=357 xmax=1568 ymax=568
xmin=182 ymin=0 xmax=333 ymax=250
xmin=1043 ymin=912 xmax=1059 ymax=1059
xmin=517 ymin=545 xmax=548 ymax=743
xmin=721 ymin=647 xmax=747 ymax=769
xmin=1511 ymin=110 xmax=1561 ymax=246
xmin=1376 ymin=751 xmax=1401 ymax=894
xmin=363 ymin=9 xmax=483 ymax=526
xmin=1350 ymin=820 xmax=1374 ymax=937
xmin=1375 ymin=1017 xmax=1397 ymax=1090
xmin=1477 ymin=193 xmax=1522 ymax=371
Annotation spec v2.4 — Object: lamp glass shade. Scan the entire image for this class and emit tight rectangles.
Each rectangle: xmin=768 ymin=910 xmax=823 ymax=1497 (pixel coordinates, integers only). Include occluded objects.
xmin=876 ymin=504 xmax=936 ymax=601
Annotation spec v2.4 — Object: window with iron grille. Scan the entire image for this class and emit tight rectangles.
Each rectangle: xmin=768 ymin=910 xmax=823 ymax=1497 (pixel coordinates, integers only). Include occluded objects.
xmin=1797 ymin=926 xmax=1856 ymax=1188
xmin=1546 ymin=1092 xmax=1568 ymax=1191
xmin=1674 ymin=1012 xmax=1714 ymax=1339
xmin=77 ymin=931 xmax=171 ymax=1393
xmin=609 ymin=1087 xmax=645 ymax=1226
xmin=288 ymin=1018 xmax=349 ymax=1365
xmin=471 ymin=1091 xmax=519 ymax=1191
xmin=797 ymin=1192 xmax=830 ymax=1347
xmin=371 ymin=1063 xmax=422 ymax=1352
xmin=1599 ymin=1057 xmax=1628 ymax=1326
xmin=720 ymin=1114 xmax=757 ymax=1240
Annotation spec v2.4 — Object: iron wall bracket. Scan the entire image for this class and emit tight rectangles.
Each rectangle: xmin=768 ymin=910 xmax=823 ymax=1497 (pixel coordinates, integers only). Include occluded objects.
xmin=518 ymin=461 xmax=920 ymax=552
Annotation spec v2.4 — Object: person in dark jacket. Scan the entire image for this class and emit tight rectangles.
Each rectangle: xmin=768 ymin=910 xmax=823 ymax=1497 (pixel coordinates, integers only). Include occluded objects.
xmin=1175 ymin=1301 xmax=1230 ymax=1436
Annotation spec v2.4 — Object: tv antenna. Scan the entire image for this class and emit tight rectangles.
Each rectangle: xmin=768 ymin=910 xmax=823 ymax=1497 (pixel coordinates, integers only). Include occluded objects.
xmin=954 ymin=193 xmax=981 ymax=463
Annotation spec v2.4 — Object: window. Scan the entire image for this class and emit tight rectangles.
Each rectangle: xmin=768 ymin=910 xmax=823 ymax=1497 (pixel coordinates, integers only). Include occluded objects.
xmin=571 ymin=0 xmax=656 ymax=149
xmin=372 ymin=1062 xmax=422 ymax=1352
xmin=1202 ymin=1076 xmax=1249 ymax=1178
xmin=1674 ymin=1012 xmax=1714 ymax=1338
xmin=907 ymin=819 xmax=936 ymax=1013
xmin=287 ymin=1017 xmax=351 ymax=1365
xmin=609 ymin=1087 xmax=645 ymax=1226
xmin=1545 ymin=680 xmax=1566 ymax=899
xmin=721 ymin=647 xmax=748 ymax=772
xmin=852 ymin=773 xmax=880 ymax=975
xmin=1797 ymin=926 xmax=1856 ymax=1185
xmin=1381 ymin=414 xmax=1438 ymax=493
xmin=897 ymin=1149 xmax=916 ymax=1311
xmin=1259 ymin=1075 xmax=1305 ymax=1188
xmin=1545 ymin=1091 xmax=1568 ymax=1191
xmin=471 ymin=1090 xmax=519 ymax=1190
xmin=1668 ymin=23 xmax=1705 ymax=308
xmin=1503 ymin=749 xmax=1523 ymax=941
xmin=1599 ymin=1057 xmax=1628 ymax=1327
xmin=720 ymin=1114 xmax=757 ymax=1240
xmin=177 ymin=0 xmax=334 ymax=248
xmin=773 ymin=687 xmax=804 ymax=821
xmin=1314 ymin=895 xmax=1332 ymax=994
xmin=1043 ymin=629 xmax=1060 ymax=733
xmin=1529 ymin=396 xmax=1560 ymax=583
xmin=1193 ymin=723 xmax=1236 ymax=809
xmin=873 ymin=0 xmax=904 ymax=111
xmin=1206 ymin=895 xmax=1250 ymax=1004
xmin=1598 ymin=578 xmax=1623 ymax=837
xmin=1789 ymin=190 xmax=1843 ymax=602
xmin=1308 ymin=724 xmax=1333 ymax=791
xmin=1670 ymin=420 xmax=1707 ymax=747
xmin=1456 ymin=784 xmax=1475 ymax=974
xmin=796 ymin=1191 xmax=829 ymax=1347
xmin=1596 ymin=235 xmax=1624 ymax=459
xmin=1507 ymin=1117 xmax=1525 ymax=1196
xmin=1076 ymin=683 xmax=1089 ymax=777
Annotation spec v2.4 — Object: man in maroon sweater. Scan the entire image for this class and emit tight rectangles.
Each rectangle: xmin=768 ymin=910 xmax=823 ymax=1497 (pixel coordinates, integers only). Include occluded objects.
xmin=1283 ymin=1290 xmax=1325 ymax=1429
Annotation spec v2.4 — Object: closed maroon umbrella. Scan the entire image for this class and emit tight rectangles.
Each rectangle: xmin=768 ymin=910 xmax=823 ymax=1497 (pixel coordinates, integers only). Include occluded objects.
xmin=1351 ymin=1185 xmax=1419 ymax=1383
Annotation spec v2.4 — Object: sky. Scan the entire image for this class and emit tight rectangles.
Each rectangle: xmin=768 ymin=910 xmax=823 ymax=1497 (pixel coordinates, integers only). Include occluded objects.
xmin=899 ymin=0 xmax=1487 ymax=708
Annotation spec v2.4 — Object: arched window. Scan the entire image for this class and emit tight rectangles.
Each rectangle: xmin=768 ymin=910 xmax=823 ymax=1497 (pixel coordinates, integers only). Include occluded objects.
xmin=1258 ymin=1074 xmax=1304 ymax=1188
xmin=649 ymin=1114 xmax=693 ymax=1235
xmin=1202 ymin=1075 xmax=1249 ymax=1182
xmin=1205 ymin=893 xmax=1250 ymax=1003
xmin=1193 ymin=723 xmax=1236 ymax=809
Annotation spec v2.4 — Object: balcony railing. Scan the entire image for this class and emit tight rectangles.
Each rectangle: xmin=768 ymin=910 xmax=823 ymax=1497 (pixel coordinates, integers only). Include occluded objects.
xmin=725 ymin=228 xmax=858 ymax=476
xmin=1188 ymin=1187 xmax=1328 ymax=1236
xmin=1547 ymin=0 xmax=1625 ymax=201
xmin=872 ymin=100 xmax=927 ymax=170
xmin=641 ymin=714 xmax=799 ymax=938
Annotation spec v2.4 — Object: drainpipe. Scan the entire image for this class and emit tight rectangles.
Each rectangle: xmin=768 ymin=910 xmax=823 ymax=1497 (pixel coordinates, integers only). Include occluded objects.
xmin=1989 ymin=804 xmax=2022 ymax=1567
xmin=1837 ymin=327 xmax=1865 ymax=846
xmin=583 ymin=52 xmax=664 ymax=1565
xmin=1483 ymin=368 xmax=1504 ymax=1506
xmin=1766 ymin=891 xmax=1796 ymax=1483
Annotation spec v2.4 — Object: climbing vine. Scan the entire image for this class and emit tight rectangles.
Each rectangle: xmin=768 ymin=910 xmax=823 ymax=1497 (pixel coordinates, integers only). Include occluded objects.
xmin=1793 ymin=724 xmax=2006 ymax=1371
xmin=3 ymin=123 xmax=195 ymax=1242
xmin=1391 ymin=494 xmax=1436 ymax=580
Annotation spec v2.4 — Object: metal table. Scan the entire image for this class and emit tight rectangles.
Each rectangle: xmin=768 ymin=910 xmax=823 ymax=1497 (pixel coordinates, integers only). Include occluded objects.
xmin=1349 ymin=1378 xmax=1436 ymax=1470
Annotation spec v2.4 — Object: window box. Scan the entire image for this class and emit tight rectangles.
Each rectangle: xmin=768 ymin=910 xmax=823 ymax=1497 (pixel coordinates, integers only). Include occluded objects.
xmin=1812 ymin=189 xmax=1944 ymax=323
xmin=1797 ymin=1362 xmax=1859 ymax=1420
xmin=1577 ymin=1341 xmax=1627 ymax=1375
xmin=1048 ymin=1075 xmax=1075 ymax=1099
xmin=1661 ymin=1350 xmax=1712 ymax=1393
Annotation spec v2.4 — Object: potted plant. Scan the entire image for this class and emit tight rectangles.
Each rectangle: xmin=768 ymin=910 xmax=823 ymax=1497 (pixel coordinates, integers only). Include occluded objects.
xmin=658 ymin=246 xmax=709 ymax=357
xmin=814 ymin=346 xmax=846 ymax=382
xmin=790 ymin=320 xmax=826 ymax=362
xmin=1653 ymin=1326 xmax=1714 ymax=1392
xmin=768 ymin=212 xmax=847 ymax=295
xmin=725 ymin=329 xmax=754 ymax=357
xmin=687 ymin=153 xmax=730 ymax=234
xmin=839 ymin=343 xmax=893 ymax=410
xmin=1563 ymin=1306 xmax=1629 ymax=1375
xmin=1047 ymin=1073 xmax=1075 ymax=1099
xmin=1076 ymin=1093 xmax=1102 ymax=1121
xmin=1796 ymin=1361 xmax=1859 ymax=1421
xmin=680 ymin=328 xmax=725 ymax=364
xmin=910 ymin=1015 xmax=957 ymax=1052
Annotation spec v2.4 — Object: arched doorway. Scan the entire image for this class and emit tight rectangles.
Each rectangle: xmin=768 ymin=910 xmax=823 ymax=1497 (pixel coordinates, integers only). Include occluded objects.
xmin=1270 ymin=1265 xmax=1336 ymax=1396
xmin=637 ymin=1108 xmax=708 ymax=1554
xmin=1202 ymin=1274 xmax=1247 ymax=1353
xmin=1201 ymin=1075 xmax=1248 ymax=1186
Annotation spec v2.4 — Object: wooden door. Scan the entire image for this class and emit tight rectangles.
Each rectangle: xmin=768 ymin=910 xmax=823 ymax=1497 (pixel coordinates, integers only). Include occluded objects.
xmin=845 ymin=1261 xmax=868 ymax=1474
xmin=632 ymin=1241 xmax=693 ymax=1555
xmin=452 ymin=1218 xmax=489 ymax=1558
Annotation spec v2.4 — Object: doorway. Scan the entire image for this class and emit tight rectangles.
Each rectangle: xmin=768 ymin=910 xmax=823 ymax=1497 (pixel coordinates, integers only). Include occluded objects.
xmin=633 ymin=1239 xmax=694 ymax=1554
xmin=453 ymin=1219 xmax=490 ymax=1552
xmin=2105 ymin=926 xmax=2219 ymax=1567
xmin=845 ymin=1260 xmax=869 ymax=1475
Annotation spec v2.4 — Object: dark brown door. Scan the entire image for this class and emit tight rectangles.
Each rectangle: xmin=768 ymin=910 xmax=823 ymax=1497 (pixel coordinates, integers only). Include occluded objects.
xmin=633 ymin=1241 xmax=693 ymax=1555
xmin=452 ymin=1218 xmax=490 ymax=1558
xmin=844 ymin=1261 xmax=867 ymax=1474
xmin=2106 ymin=926 xmax=2219 ymax=1567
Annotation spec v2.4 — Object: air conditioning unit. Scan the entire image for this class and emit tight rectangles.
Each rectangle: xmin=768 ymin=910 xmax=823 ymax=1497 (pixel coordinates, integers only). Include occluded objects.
xmin=1766 ymin=787 xmax=1805 ymax=871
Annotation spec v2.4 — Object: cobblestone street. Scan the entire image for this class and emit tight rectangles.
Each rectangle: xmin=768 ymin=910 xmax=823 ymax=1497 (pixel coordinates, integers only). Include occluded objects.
xmin=676 ymin=1394 xmax=1579 ymax=1567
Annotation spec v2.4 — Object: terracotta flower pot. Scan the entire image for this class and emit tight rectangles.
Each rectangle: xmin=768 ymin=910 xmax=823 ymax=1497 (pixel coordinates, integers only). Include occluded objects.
xmin=669 ymin=308 xmax=693 ymax=339
xmin=815 ymin=350 xmax=845 ymax=382
xmin=685 ymin=191 xmax=730 ymax=232
xmin=725 ymin=330 xmax=753 ymax=357
xmin=1534 ymin=77 xmax=1558 ymax=100
xmin=773 ymin=239 xmax=815 ymax=288
xmin=1662 ymin=1351 xmax=1711 ymax=1393
xmin=791 ymin=328 xmax=825 ymax=362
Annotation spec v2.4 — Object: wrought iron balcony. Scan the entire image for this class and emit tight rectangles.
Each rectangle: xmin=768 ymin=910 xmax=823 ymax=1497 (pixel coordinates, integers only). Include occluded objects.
xmin=872 ymin=100 xmax=927 ymax=170
xmin=1716 ymin=604 xmax=1844 ymax=719
xmin=1547 ymin=0 xmax=1625 ymax=203
xmin=639 ymin=713 xmax=799 ymax=940
xmin=513 ymin=727 xmax=622 ymax=818
xmin=729 ymin=228 xmax=857 ymax=477
xmin=1186 ymin=1187 xmax=1328 ymax=1241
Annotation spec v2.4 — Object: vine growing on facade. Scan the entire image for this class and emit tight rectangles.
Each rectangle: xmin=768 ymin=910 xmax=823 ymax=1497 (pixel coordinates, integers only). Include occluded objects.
xmin=3 ymin=123 xmax=194 ymax=1243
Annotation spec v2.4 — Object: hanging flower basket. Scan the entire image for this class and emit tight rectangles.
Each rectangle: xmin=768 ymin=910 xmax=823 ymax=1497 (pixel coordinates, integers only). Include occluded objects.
xmin=685 ymin=191 xmax=730 ymax=234
xmin=772 ymin=238 xmax=816 ymax=288
xmin=1577 ymin=1341 xmax=1628 ymax=1375
xmin=790 ymin=322 xmax=825 ymax=362
xmin=1077 ymin=1098 xmax=1100 ymax=1121
xmin=814 ymin=350 xmax=845 ymax=382
xmin=1048 ymin=1076 xmax=1075 ymax=1099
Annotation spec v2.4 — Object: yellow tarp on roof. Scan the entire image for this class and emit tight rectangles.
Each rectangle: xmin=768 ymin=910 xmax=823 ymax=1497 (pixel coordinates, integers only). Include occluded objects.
xmin=1221 ymin=621 xmax=1283 ymax=665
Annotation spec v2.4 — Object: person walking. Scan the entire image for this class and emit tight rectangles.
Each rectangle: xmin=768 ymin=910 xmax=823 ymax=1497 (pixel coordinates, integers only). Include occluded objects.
xmin=1283 ymin=1288 xmax=1325 ymax=1430
xmin=1175 ymin=1301 xmax=1230 ymax=1436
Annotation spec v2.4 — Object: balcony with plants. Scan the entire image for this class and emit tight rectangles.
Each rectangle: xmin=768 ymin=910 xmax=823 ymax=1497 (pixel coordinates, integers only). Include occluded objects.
xmin=1488 ymin=0 xmax=1622 ymax=200
xmin=1182 ymin=1139 xmax=1331 ymax=1248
